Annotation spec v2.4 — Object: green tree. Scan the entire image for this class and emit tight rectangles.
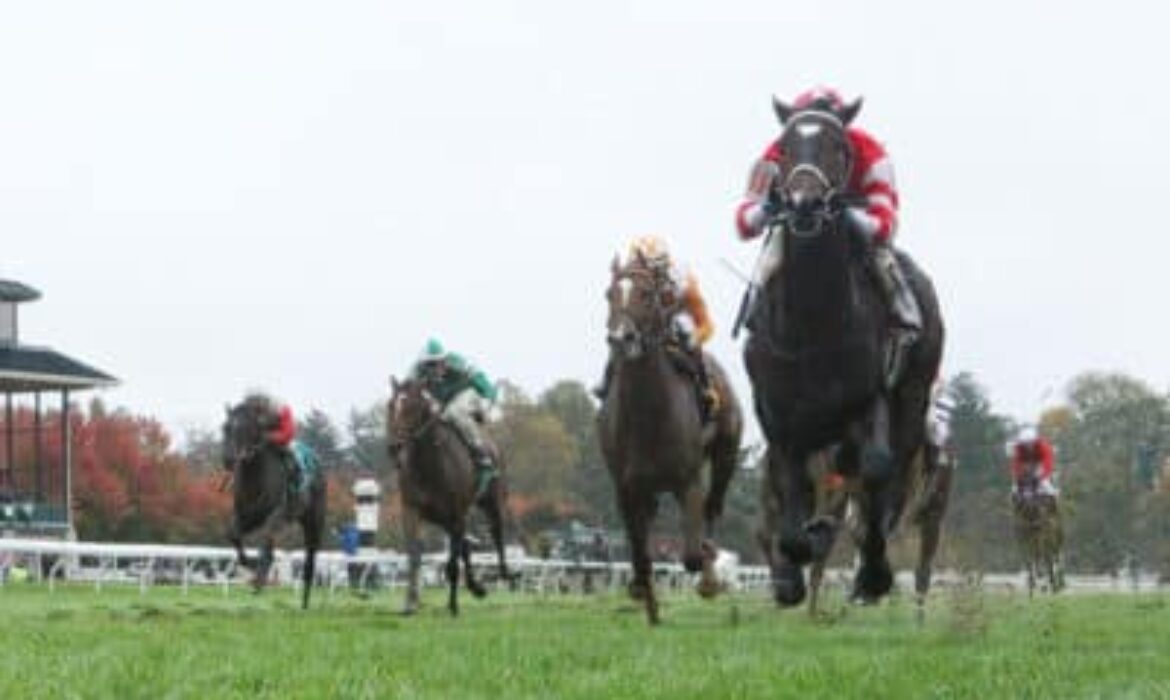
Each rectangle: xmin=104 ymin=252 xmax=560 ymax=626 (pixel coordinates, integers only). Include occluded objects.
xmin=538 ymin=381 xmax=616 ymax=529
xmin=296 ymin=408 xmax=343 ymax=470
xmin=346 ymin=402 xmax=390 ymax=476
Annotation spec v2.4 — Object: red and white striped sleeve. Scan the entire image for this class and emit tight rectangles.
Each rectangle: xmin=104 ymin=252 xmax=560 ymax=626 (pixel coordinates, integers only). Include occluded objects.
xmin=847 ymin=129 xmax=899 ymax=244
xmin=734 ymin=142 xmax=781 ymax=241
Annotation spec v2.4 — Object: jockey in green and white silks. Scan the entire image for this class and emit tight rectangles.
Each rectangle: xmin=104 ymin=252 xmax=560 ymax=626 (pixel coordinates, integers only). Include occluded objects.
xmin=408 ymin=338 xmax=499 ymax=476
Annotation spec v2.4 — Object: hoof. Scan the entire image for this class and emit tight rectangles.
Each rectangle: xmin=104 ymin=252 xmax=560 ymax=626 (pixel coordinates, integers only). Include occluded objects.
xmin=779 ymin=534 xmax=813 ymax=567
xmin=628 ymin=581 xmax=650 ymax=601
xmin=696 ymin=576 xmax=723 ymax=599
xmin=773 ymin=561 xmax=806 ymax=607
xmin=469 ymin=584 xmax=488 ymax=599
xmin=852 ymin=561 xmax=894 ymax=603
xmin=645 ymin=600 xmax=660 ymax=626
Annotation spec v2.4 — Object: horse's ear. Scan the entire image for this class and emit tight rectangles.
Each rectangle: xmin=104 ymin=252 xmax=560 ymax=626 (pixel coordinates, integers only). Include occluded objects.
xmin=610 ymin=254 xmax=622 ymax=278
xmin=839 ymin=97 xmax=863 ymax=126
xmin=389 ymin=375 xmax=400 ymax=393
xmin=772 ymin=96 xmax=794 ymax=125
xmin=634 ymin=247 xmax=647 ymax=268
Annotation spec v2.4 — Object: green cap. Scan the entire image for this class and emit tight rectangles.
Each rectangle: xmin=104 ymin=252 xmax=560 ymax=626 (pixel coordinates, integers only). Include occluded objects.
xmin=419 ymin=338 xmax=446 ymax=363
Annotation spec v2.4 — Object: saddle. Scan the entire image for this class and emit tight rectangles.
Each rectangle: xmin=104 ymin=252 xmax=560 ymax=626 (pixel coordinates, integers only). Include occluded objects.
xmin=280 ymin=441 xmax=320 ymax=508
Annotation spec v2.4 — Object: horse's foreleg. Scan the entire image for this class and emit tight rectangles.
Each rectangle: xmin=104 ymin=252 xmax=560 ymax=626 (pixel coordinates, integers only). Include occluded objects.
xmin=401 ymin=505 xmax=422 ymax=615
xmin=680 ymin=482 xmax=720 ymax=599
xmin=301 ymin=505 xmax=322 ymax=611
xmin=228 ymin=517 xmax=253 ymax=570
xmin=445 ymin=532 xmax=462 ymax=617
xmin=461 ymin=536 xmax=487 ymax=599
xmin=852 ymin=403 xmax=899 ymax=604
xmin=770 ymin=447 xmax=812 ymax=607
xmin=254 ymin=537 xmax=275 ymax=592
xmin=618 ymin=486 xmax=658 ymax=625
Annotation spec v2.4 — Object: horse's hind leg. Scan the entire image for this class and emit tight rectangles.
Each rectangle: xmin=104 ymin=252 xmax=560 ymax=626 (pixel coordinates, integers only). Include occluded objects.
xmin=703 ymin=433 xmax=740 ymax=537
xmin=914 ymin=452 xmax=952 ymax=621
xmin=461 ymin=536 xmax=487 ymax=599
xmin=480 ymin=486 xmax=514 ymax=583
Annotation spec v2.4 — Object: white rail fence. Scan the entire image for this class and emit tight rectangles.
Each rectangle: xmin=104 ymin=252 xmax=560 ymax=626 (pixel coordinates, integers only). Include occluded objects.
xmin=0 ymin=537 xmax=1164 ymax=596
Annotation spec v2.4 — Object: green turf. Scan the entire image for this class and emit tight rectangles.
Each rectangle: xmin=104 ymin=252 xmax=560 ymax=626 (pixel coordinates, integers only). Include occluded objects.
xmin=0 ymin=582 xmax=1167 ymax=699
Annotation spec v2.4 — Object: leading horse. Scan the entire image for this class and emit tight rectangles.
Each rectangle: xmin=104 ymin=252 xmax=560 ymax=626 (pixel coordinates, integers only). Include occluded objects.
xmin=743 ymin=98 xmax=948 ymax=611
xmin=388 ymin=377 xmax=514 ymax=616
xmin=223 ymin=396 xmax=326 ymax=610
xmin=598 ymin=251 xmax=744 ymax=624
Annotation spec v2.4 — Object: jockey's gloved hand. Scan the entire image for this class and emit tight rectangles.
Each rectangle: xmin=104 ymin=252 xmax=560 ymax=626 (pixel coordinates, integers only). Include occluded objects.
xmin=844 ymin=207 xmax=878 ymax=244
xmin=761 ymin=194 xmax=783 ymax=218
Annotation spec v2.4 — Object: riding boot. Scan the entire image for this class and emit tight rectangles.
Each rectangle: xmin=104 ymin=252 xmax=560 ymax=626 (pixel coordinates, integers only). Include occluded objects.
xmin=690 ymin=347 xmax=719 ymax=422
xmin=871 ymin=245 xmax=922 ymax=388
xmin=470 ymin=442 xmax=497 ymax=500
xmin=592 ymin=360 xmax=614 ymax=401
xmin=282 ymin=448 xmax=301 ymax=505
xmin=736 ymin=224 xmax=786 ymax=337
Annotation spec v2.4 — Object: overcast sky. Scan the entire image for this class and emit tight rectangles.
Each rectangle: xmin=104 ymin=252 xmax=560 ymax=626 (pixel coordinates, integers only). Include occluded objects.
xmin=1 ymin=1 xmax=1166 ymax=442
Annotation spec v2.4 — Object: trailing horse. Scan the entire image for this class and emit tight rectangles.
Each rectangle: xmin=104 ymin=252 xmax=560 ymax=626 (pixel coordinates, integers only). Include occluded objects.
xmin=388 ymin=377 xmax=514 ymax=617
xmin=222 ymin=396 xmax=326 ymax=610
xmin=743 ymin=99 xmax=949 ymax=612
xmin=598 ymin=252 xmax=744 ymax=624
xmin=1014 ymin=477 xmax=1065 ymax=596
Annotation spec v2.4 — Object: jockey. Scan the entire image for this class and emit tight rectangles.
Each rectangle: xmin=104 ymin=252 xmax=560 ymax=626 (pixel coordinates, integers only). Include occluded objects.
xmin=408 ymin=338 xmax=499 ymax=481
xmin=1011 ymin=427 xmax=1058 ymax=500
xmin=594 ymin=235 xmax=719 ymax=417
xmin=249 ymin=392 xmax=302 ymax=497
xmin=735 ymin=86 xmax=921 ymax=379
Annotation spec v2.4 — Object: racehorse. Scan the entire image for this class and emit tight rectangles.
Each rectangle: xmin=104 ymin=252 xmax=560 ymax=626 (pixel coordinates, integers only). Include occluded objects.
xmin=1014 ymin=474 xmax=1065 ymax=596
xmin=598 ymin=252 xmax=744 ymax=624
xmin=388 ymin=377 xmax=514 ymax=616
xmin=743 ymin=96 xmax=949 ymax=611
xmin=222 ymin=396 xmax=326 ymax=610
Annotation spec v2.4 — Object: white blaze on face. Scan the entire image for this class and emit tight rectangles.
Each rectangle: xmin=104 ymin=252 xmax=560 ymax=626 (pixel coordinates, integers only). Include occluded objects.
xmin=795 ymin=122 xmax=823 ymax=140
xmin=618 ymin=277 xmax=634 ymax=309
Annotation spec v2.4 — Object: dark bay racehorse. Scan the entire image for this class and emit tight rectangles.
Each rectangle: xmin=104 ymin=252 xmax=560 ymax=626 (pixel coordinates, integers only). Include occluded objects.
xmin=388 ymin=377 xmax=514 ymax=616
xmin=223 ymin=397 xmax=326 ymax=610
xmin=744 ymin=97 xmax=948 ymax=611
xmin=598 ymin=253 xmax=744 ymax=624
xmin=1014 ymin=475 xmax=1064 ymax=596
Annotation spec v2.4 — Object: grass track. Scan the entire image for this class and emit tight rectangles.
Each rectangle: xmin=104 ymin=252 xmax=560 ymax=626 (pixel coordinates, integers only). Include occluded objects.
xmin=1 ymin=584 xmax=1168 ymax=699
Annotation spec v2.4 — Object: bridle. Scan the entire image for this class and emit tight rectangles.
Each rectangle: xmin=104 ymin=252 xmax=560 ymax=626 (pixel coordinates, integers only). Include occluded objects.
xmin=223 ymin=406 xmax=265 ymax=473
xmin=607 ymin=262 xmax=682 ymax=359
xmin=773 ymin=110 xmax=856 ymax=238
xmin=390 ymin=384 xmax=442 ymax=451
